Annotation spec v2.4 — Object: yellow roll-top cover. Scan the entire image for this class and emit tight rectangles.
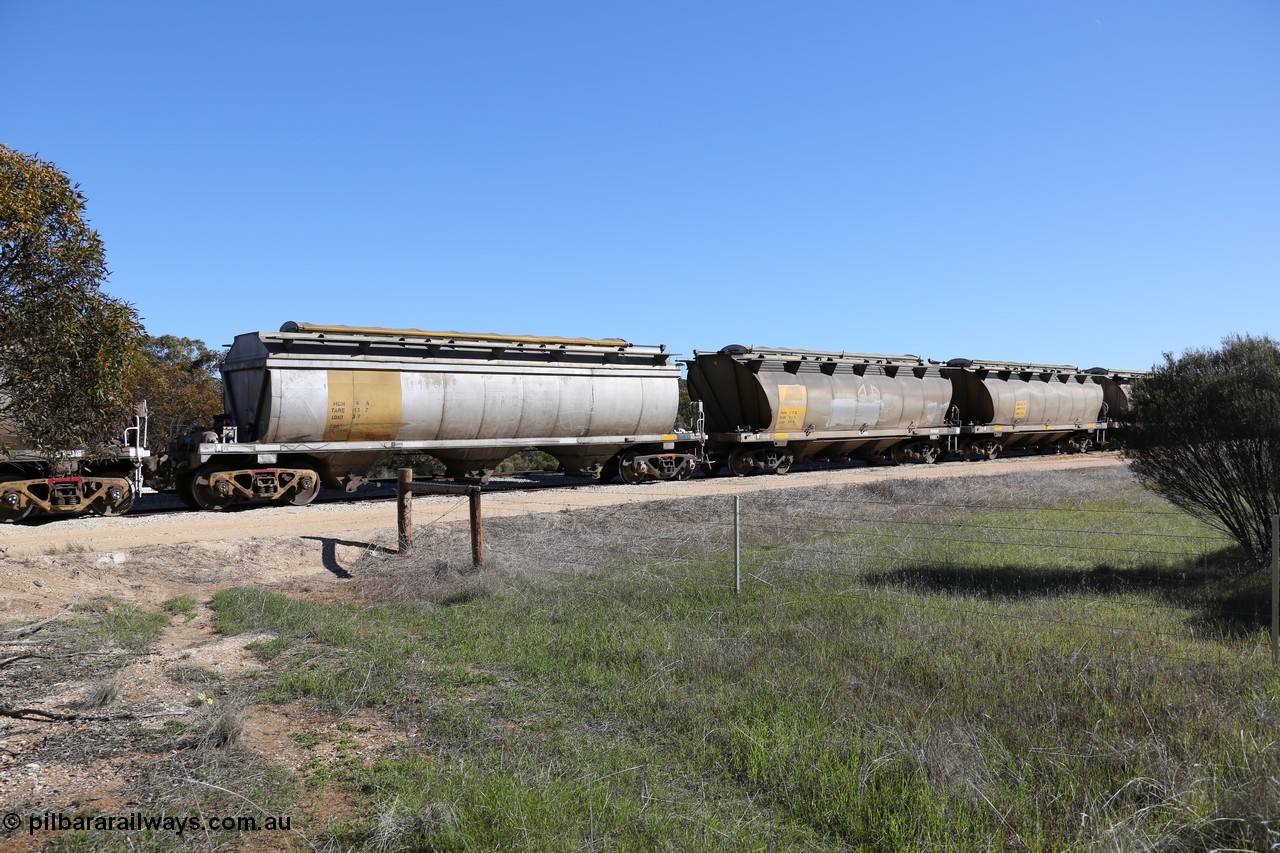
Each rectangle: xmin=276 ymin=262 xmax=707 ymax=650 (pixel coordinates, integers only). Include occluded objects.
xmin=280 ymin=321 xmax=631 ymax=349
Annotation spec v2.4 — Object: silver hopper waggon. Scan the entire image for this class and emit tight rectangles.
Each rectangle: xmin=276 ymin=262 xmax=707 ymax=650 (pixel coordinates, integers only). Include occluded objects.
xmin=168 ymin=322 xmax=702 ymax=509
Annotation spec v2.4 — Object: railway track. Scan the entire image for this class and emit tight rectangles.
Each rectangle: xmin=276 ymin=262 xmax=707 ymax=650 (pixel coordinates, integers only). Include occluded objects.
xmin=12 ymin=446 xmax=1082 ymax=525
xmin=0 ymin=453 xmax=1125 ymax=558
xmin=112 ymin=471 xmax=601 ymax=519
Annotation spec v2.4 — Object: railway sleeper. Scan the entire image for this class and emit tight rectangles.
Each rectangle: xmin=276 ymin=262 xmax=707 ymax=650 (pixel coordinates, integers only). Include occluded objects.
xmin=0 ymin=476 xmax=135 ymax=521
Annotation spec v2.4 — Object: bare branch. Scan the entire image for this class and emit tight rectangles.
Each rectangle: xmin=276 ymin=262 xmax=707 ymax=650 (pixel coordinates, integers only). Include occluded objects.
xmin=3 ymin=603 xmax=75 ymax=638
xmin=0 ymin=704 xmax=185 ymax=723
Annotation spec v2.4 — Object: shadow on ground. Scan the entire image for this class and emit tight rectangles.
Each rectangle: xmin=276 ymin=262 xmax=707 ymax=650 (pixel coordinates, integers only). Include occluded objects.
xmin=862 ymin=545 xmax=1271 ymax=638
xmin=301 ymin=536 xmax=397 ymax=579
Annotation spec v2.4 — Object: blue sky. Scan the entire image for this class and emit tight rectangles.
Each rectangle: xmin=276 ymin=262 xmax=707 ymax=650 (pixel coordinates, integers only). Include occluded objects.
xmin=6 ymin=1 xmax=1277 ymax=371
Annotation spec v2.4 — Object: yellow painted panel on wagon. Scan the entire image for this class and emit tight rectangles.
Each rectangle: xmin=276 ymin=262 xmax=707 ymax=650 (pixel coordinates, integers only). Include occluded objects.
xmin=1013 ymin=400 xmax=1028 ymax=420
xmin=324 ymin=370 xmax=404 ymax=441
xmin=776 ymin=385 xmax=808 ymax=431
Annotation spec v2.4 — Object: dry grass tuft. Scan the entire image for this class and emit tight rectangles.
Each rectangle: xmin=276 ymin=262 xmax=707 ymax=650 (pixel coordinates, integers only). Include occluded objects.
xmin=199 ymin=699 xmax=247 ymax=750
xmin=78 ymin=679 xmax=120 ymax=709
xmin=369 ymin=796 xmax=458 ymax=850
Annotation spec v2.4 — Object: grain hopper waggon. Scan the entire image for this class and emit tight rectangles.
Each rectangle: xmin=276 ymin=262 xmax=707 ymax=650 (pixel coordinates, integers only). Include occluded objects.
xmin=938 ymin=359 xmax=1111 ymax=458
xmin=1085 ymin=367 xmax=1145 ymax=422
xmin=687 ymin=345 xmax=958 ymax=474
xmin=168 ymin=322 xmax=702 ymax=509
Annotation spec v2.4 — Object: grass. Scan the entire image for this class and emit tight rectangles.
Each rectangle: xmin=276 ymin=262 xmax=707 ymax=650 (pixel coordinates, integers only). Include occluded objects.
xmin=0 ymin=598 xmax=172 ymax=688
xmin=163 ymin=594 xmax=198 ymax=617
xmin=62 ymin=598 xmax=171 ymax=654
xmin=204 ymin=465 xmax=1279 ymax=851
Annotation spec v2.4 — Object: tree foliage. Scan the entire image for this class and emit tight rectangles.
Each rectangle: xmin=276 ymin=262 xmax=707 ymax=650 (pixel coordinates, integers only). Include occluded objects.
xmin=1123 ymin=334 xmax=1280 ymax=570
xmin=676 ymin=378 xmax=694 ymax=430
xmin=127 ymin=334 xmax=225 ymax=455
xmin=0 ymin=145 xmax=143 ymax=454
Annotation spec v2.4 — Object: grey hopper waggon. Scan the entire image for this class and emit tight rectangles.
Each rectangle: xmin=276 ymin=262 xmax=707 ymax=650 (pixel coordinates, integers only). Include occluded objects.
xmin=940 ymin=359 xmax=1104 ymax=459
xmin=687 ymin=345 xmax=958 ymax=475
xmin=686 ymin=347 xmax=1146 ymax=475
xmin=937 ymin=360 xmax=1143 ymax=459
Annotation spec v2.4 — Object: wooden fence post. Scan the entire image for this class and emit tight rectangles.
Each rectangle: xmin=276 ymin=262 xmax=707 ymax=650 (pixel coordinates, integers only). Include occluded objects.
xmin=397 ymin=469 xmax=483 ymax=565
xmin=470 ymin=487 xmax=484 ymax=566
xmin=398 ymin=468 xmax=414 ymax=553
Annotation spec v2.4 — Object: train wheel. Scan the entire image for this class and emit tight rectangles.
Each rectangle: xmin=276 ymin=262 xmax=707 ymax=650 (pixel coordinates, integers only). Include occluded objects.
xmin=617 ymin=451 xmax=646 ymax=485
xmin=0 ymin=495 xmax=33 ymax=522
xmin=773 ymin=458 xmax=792 ymax=475
xmin=728 ymin=449 xmax=754 ymax=477
xmin=105 ymin=492 xmax=135 ymax=515
xmin=92 ymin=484 xmax=135 ymax=516
xmin=596 ymin=459 xmax=619 ymax=484
xmin=175 ymin=471 xmax=200 ymax=509
xmin=966 ymin=440 xmax=1001 ymax=461
xmin=287 ymin=470 xmax=321 ymax=506
xmin=191 ymin=464 xmax=237 ymax=511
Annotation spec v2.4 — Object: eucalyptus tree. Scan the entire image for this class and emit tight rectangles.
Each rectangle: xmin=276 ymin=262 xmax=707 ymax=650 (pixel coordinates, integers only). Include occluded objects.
xmin=0 ymin=144 xmax=142 ymax=454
